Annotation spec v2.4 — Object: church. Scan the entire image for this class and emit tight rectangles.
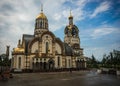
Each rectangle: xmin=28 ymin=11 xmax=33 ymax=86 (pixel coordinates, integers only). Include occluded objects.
xmin=11 ymin=6 xmax=86 ymax=72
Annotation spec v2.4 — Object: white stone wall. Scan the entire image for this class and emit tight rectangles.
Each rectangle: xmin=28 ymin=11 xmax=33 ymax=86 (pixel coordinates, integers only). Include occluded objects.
xmin=55 ymin=43 xmax=62 ymax=54
xmin=12 ymin=55 xmax=25 ymax=69
xmin=64 ymin=36 xmax=71 ymax=44
xmin=29 ymin=55 xmax=35 ymax=69
xmin=71 ymin=37 xmax=80 ymax=44
xmin=54 ymin=56 xmax=62 ymax=68
xmin=42 ymin=34 xmax=52 ymax=53
xmin=64 ymin=36 xmax=80 ymax=46
xmin=12 ymin=55 xmax=17 ymax=69
xmin=65 ymin=56 xmax=72 ymax=68
xmin=12 ymin=31 xmax=86 ymax=70
xmin=31 ymin=41 xmax=38 ymax=53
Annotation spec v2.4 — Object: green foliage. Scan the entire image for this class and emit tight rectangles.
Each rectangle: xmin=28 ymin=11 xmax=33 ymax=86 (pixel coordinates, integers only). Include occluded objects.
xmin=0 ymin=54 xmax=11 ymax=67
xmin=87 ymin=54 xmax=99 ymax=68
xmin=86 ymin=50 xmax=120 ymax=69
xmin=101 ymin=50 xmax=120 ymax=69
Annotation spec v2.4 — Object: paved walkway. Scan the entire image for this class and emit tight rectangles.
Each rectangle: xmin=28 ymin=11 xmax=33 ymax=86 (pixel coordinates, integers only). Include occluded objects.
xmin=0 ymin=71 xmax=120 ymax=86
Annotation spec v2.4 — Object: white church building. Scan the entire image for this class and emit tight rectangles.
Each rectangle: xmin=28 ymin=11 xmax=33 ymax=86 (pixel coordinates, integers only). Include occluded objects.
xmin=11 ymin=6 xmax=86 ymax=72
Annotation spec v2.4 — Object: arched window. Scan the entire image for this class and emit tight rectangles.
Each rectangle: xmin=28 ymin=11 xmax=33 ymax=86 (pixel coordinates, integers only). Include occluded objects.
xmin=46 ymin=42 xmax=49 ymax=54
xmin=58 ymin=57 xmax=60 ymax=67
xmin=18 ymin=57 xmax=21 ymax=69
xmin=65 ymin=59 xmax=67 ymax=67
xmin=40 ymin=21 xmax=42 ymax=28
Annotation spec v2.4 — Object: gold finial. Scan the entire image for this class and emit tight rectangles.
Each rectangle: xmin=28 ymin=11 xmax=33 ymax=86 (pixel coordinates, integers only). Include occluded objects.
xmin=41 ymin=4 xmax=43 ymax=12
xmin=70 ymin=9 xmax=72 ymax=16
xmin=69 ymin=9 xmax=73 ymax=19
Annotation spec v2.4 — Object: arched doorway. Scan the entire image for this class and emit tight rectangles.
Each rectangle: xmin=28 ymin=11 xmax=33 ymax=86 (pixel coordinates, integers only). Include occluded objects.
xmin=43 ymin=62 xmax=47 ymax=70
xmin=76 ymin=60 xmax=80 ymax=70
xmin=39 ymin=62 xmax=42 ymax=70
xmin=48 ymin=59 xmax=55 ymax=70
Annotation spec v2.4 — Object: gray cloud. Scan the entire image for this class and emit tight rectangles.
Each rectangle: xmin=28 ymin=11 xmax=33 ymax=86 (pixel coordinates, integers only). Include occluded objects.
xmin=0 ymin=0 xmax=119 ymax=60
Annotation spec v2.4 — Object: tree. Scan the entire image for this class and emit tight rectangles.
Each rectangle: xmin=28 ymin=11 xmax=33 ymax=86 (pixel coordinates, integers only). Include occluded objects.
xmin=101 ymin=54 xmax=107 ymax=67
xmin=0 ymin=54 xmax=11 ymax=66
xmin=0 ymin=55 xmax=2 ymax=66
xmin=91 ymin=54 xmax=98 ymax=68
xmin=86 ymin=55 xmax=98 ymax=68
xmin=101 ymin=50 xmax=120 ymax=69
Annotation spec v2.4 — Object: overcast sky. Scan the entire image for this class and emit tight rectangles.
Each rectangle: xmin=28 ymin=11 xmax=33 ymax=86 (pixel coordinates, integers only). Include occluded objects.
xmin=0 ymin=0 xmax=120 ymax=60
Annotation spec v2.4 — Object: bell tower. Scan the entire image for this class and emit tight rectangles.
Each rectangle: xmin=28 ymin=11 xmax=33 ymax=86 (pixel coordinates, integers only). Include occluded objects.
xmin=64 ymin=10 xmax=84 ymax=57
xmin=64 ymin=10 xmax=80 ymax=47
xmin=34 ymin=4 xmax=48 ymax=37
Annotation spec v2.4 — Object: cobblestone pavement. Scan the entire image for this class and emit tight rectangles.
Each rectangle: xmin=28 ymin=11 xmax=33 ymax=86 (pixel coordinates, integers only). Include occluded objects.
xmin=0 ymin=71 xmax=120 ymax=86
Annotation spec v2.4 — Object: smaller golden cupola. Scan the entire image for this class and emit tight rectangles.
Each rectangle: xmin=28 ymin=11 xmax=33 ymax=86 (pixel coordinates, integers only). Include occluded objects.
xmin=13 ymin=48 xmax=24 ymax=53
xmin=13 ymin=39 xmax=24 ymax=53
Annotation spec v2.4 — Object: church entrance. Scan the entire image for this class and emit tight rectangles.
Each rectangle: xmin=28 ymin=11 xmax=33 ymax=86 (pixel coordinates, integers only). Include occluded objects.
xmin=43 ymin=62 xmax=47 ymax=70
xmin=76 ymin=60 xmax=80 ymax=70
xmin=32 ymin=58 xmax=55 ymax=72
xmin=48 ymin=59 xmax=54 ymax=70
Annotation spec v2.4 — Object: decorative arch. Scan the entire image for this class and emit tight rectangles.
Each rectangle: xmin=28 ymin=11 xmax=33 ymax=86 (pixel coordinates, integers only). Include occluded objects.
xmin=72 ymin=43 xmax=80 ymax=49
xmin=28 ymin=37 xmax=41 ymax=49
xmin=55 ymin=38 xmax=64 ymax=54
xmin=48 ymin=58 xmax=55 ymax=70
xmin=41 ymin=31 xmax=55 ymax=40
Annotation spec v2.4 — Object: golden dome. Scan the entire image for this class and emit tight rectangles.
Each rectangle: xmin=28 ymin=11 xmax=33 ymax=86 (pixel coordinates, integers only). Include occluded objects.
xmin=36 ymin=12 xmax=47 ymax=19
xmin=14 ymin=48 xmax=24 ymax=53
xmin=69 ymin=15 xmax=73 ymax=19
